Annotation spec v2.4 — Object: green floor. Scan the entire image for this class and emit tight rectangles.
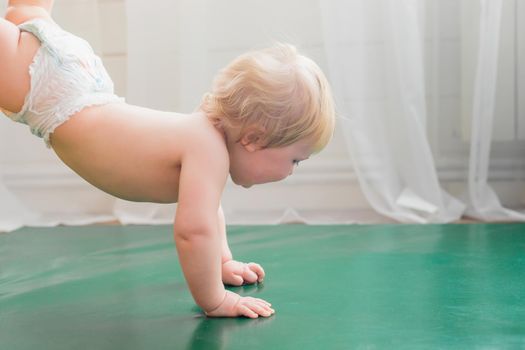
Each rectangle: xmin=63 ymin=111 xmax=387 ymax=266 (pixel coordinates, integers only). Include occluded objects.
xmin=1 ymin=224 xmax=525 ymax=349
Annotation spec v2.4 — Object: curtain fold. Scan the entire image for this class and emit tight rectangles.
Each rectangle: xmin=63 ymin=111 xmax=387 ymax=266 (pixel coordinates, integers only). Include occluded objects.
xmin=465 ymin=0 xmax=525 ymax=220
xmin=0 ymin=181 xmax=37 ymax=232
xmin=320 ymin=0 xmax=523 ymax=223
xmin=320 ymin=0 xmax=465 ymax=223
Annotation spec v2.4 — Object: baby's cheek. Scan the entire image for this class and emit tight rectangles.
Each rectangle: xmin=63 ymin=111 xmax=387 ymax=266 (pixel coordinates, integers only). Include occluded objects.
xmin=229 ymin=164 xmax=245 ymax=182
xmin=229 ymin=170 xmax=242 ymax=185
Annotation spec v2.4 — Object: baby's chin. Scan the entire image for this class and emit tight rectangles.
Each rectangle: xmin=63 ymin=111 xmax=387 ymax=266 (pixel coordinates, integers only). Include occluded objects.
xmin=237 ymin=180 xmax=252 ymax=189
xmin=230 ymin=176 xmax=252 ymax=188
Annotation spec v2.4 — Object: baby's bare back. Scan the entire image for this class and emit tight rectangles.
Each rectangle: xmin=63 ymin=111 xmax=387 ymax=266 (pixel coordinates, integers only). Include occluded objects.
xmin=51 ymin=104 xmax=223 ymax=203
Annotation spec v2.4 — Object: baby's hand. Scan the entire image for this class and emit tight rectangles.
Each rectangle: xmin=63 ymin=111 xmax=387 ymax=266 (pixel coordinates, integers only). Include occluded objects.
xmin=205 ymin=290 xmax=274 ymax=318
xmin=222 ymin=260 xmax=265 ymax=286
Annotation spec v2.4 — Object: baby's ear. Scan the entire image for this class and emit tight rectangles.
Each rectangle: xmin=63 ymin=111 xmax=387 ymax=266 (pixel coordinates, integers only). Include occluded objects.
xmin=239 ymin=126 xmax=266 ymax=152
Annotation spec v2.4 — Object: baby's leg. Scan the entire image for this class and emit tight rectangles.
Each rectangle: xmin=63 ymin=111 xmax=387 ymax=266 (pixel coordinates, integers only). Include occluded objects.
xmin=0 ymin=1 xmax=59 ymax=115
xmin=0 ymin=1 xmax=52 ymax=113
xmin=5 ymin=1 xmax=54 ymax=25
xmin=0 ymin=18 xmax=36 ymax=113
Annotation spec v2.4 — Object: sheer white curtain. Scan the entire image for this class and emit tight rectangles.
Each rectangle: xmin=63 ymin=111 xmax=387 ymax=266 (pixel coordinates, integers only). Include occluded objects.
xmin=320 ymin=0 xmax=525 ymax=223
xmin=465 ymin=0 xmax=525 ymax=220
xmin=0 ymin=182 xmax=36 ymax=232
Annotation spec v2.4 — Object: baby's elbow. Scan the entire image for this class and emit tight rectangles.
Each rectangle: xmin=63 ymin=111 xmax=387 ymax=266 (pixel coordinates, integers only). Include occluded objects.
xmin=174 ymin=220 xmax=216 ymax=243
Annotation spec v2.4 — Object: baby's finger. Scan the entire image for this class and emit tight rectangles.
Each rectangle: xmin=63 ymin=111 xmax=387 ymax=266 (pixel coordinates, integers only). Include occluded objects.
xmin=248 ymin=301 xmax=274 ymax=317
xmin=251 ymin=297 xmax=272 ymax=307
xmin=242 ymin=267 xmax=259 ymax=283
xmin=233 ymin=263 xmax=245 ymax=275
xmin=247 ymin=262 xmax=265 ymax=281
xmin=239 ymin=305 xmax=259 ymax=319
xmin=229 ymin=273 xmax=244 ymax=286
xmin=243 ymin=297 xmax=274 ymax=311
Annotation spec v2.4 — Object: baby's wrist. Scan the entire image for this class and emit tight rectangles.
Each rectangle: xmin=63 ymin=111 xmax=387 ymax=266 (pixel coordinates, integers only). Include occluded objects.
xmin=221 ymin=255 xmax=233 ymax=264
xmin=204 ymin=290 xmax=228 ymax=314
xmin=204 ymin=290 xmax=240 ymax=315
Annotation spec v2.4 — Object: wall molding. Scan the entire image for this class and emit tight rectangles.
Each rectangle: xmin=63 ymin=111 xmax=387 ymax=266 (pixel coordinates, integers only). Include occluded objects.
xmin=1 ymin=164 xmax=87 ymax=188
xmin=2 ymin=155 xmax=525 ymax=190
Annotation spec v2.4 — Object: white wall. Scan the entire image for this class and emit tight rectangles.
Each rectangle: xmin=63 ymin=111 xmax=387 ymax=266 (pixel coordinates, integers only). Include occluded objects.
xmin=0 ymin=0 xmax=523 ymax=224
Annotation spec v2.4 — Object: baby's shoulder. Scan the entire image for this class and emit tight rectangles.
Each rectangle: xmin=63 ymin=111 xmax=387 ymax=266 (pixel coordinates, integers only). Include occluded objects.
xmin=178 ymin=113 xmax=229 ymax=172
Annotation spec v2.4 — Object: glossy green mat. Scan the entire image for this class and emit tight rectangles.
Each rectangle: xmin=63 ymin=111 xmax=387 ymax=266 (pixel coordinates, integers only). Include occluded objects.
xmin=1 ymin=224 xmax=525 ymax=349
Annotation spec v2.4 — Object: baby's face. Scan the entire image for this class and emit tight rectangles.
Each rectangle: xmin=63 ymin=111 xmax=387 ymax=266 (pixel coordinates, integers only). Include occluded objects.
xmin=228 ymin=137 xmax=314 ymax=188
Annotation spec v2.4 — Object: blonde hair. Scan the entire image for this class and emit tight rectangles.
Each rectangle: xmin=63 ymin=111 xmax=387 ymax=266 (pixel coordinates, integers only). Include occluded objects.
xmin=200 ymin=43 xmax=335 ymax=152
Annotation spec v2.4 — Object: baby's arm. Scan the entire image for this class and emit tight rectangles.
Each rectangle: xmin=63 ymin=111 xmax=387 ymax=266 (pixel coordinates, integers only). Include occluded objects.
xmin=218 ymin=205 xmax=266 ymax=286
xmin=218 ymin=205 xmax=233 ymax=263
xmin=174 ymin=141 xmax=273 ymax=318
xmin=8 ymin=0 xmax=53 ymax=11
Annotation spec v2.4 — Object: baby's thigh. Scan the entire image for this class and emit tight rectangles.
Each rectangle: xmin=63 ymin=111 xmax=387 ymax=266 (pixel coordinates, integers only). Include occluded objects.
xmin=0 ymin=18 xmax=39 ymax=113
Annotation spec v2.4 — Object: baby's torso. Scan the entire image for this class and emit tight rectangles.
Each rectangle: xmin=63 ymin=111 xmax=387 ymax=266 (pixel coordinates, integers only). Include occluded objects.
xmin=51 ymin=104 xmax=213 ymax=203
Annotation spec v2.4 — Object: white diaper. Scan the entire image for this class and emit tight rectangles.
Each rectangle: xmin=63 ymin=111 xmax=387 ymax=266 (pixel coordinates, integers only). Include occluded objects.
xmin=9 ymin=19 xmax=123 ymax=147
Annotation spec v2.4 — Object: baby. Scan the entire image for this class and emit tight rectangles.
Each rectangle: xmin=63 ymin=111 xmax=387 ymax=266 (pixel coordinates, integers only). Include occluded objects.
xmin=0 ymin=0 xmax=335 ymax=318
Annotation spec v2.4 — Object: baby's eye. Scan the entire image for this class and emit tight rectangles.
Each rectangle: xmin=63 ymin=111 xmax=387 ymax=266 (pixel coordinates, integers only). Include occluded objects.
xmin=293 ymin=160 xmax=301 ymax=167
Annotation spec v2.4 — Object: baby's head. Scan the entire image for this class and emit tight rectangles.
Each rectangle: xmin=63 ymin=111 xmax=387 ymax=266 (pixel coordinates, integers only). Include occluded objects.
xmin=201 ymin=43 xmax=335 ymax=187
